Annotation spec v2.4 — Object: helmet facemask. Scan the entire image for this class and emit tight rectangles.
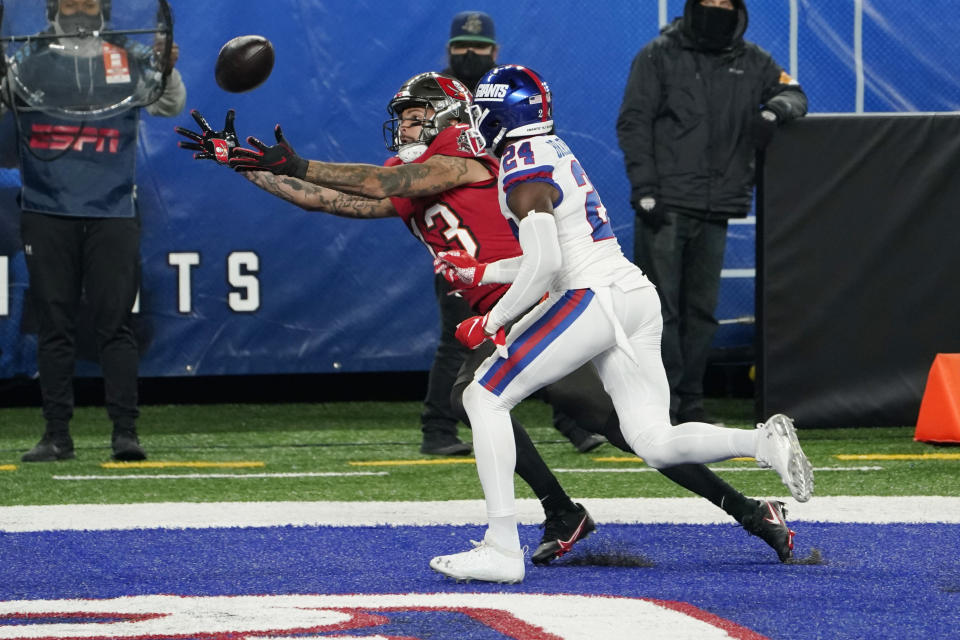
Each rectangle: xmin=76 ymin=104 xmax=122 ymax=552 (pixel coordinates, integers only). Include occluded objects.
xmin=466 ymin=103 xmax=505 ymax=157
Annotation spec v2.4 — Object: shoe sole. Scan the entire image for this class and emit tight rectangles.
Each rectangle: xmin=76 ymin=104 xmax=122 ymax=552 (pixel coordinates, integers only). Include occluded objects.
xmin=767 ymin=414 xmax=814 ymax=503
xmin=428 ymin=557 xmax=524 ymax=584
xmin=112 ymin=450 xmax=147 ymax=462
xmin=420 ymin=444 xmax=473 ymax=456
xmin=429 ymin=563 xmax=523 ymax=584
xmin=21 ymin=451 xmax=76 ymax=463
xmin=575 ymin=437 xmax=607 ymax=454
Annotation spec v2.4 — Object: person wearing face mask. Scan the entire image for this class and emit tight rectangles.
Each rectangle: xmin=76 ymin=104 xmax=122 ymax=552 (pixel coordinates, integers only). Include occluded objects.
xmin=1 ymin=0 xmax=186 ymax=462
xmin=423 ymin=10 xmax=607 ymax=456
xmin=442 ymin=11 xmax=499 ymax=92
xmin=616 ymin=0 xmax=807 ymax=426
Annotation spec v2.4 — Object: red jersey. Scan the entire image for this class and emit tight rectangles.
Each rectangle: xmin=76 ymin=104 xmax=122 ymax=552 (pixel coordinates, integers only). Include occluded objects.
xmin=388 ymin=124 xmax=520 ymax=313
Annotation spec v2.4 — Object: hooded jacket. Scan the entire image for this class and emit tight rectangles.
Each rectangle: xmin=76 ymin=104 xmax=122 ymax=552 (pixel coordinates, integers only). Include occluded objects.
xmin=616 ymin=0 xmax=807 ymax=218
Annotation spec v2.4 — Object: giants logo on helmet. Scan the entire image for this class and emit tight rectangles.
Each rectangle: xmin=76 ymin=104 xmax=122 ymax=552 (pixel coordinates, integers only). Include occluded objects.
xmin=474 ymin=83 xmax=509 ymax=101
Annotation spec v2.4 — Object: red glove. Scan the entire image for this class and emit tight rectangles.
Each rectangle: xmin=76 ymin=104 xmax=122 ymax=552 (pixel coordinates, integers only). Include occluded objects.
xmin=434 ymin=250 xmax=487 ymax=289
xmin=455 ymin=313 xmax=506 ymax=351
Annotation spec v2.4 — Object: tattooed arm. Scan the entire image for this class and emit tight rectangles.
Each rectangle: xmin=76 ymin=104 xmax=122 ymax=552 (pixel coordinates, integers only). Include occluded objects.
xmin=301 ymin=154 xmax=493 ymax=199
xmin=243 ymin=172 xmax=397 ymax=219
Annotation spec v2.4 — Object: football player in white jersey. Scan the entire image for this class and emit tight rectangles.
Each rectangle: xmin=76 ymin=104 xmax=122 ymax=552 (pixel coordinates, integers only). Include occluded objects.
xmin=430 ymin=64 xmax=813 ymax=584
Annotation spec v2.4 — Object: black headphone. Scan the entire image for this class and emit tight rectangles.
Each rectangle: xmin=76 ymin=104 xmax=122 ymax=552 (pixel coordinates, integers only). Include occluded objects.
xmin=45 ymin=0 xmax=111 ymax=22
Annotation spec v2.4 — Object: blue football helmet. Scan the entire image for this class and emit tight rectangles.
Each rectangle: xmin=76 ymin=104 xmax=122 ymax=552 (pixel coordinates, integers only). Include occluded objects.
xmin=466 ymin=64 xmax=553 ymax=156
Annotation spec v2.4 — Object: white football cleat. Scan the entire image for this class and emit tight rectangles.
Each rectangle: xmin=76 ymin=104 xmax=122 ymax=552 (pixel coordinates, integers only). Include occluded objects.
xmin=755 ymin=413 xmax=814 ymax=503
xmin=430 ymin=538 xmax=525 ymax=584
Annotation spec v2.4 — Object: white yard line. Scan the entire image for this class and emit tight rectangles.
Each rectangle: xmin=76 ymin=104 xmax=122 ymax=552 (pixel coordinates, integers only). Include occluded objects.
xmin=0 ymin=497 xmax=958 ymax=532
xmin=554 ymin=466 xmax=883 ymax=473
xmin=53 ymin=472 xmax=388 ymax=480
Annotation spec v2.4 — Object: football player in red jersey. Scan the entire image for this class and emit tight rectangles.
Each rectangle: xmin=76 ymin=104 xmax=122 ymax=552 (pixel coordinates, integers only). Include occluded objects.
xmin=176 ymin=72 xmax=797 ymax=568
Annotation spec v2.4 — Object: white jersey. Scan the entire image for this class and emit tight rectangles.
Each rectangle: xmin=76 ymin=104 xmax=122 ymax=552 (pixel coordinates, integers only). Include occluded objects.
xmin=464 ymin=134 xmax=772 ymax=559
xmin=496 ymin=134 xmax=650 ymax=293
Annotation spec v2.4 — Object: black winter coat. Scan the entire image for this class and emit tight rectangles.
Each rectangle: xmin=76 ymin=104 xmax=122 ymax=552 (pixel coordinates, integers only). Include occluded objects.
xmin=616 ymin=6 xmax=807 ymax=219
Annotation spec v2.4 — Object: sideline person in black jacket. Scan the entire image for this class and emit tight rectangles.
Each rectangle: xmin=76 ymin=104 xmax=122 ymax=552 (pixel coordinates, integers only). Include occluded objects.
xmin=616 ymin=0 xmax=807 ymax=424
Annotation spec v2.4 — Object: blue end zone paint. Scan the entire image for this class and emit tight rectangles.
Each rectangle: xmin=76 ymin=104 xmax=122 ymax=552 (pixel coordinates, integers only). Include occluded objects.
xmin=1 ymin=523 xmax=958 ymax=638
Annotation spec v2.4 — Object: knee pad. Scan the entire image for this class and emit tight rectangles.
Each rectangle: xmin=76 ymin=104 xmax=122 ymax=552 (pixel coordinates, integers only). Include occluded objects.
xmin=626 ymin=424 xmax=672 ymax=469
xmin=461 ymin=381 xmax=489 ymax=417
xmin=462 ymin=380 xmax=514 ymax=416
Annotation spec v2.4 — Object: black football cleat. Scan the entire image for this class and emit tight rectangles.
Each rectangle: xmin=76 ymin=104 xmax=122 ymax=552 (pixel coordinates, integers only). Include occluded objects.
xmin=741 ymin=499 xmax=795 ymax=562
xmin=532 ymin=502 xmax=596 ymax=565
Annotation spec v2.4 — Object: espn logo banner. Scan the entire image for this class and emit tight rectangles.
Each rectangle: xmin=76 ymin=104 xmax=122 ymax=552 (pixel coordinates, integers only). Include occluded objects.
xmin=29 ymin=125 xmax=121 ymax=153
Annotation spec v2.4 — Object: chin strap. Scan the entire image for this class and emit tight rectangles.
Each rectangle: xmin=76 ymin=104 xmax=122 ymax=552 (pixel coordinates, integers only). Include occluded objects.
xmin=397 ymin=143 xmax=428 ymax=163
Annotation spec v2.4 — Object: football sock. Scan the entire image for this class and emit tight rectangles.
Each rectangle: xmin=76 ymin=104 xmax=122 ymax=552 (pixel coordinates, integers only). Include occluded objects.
xmin=486 ymin=515 xmax=521 ymax=552
xmin=657 ymin=463 xmax=754 ymax=521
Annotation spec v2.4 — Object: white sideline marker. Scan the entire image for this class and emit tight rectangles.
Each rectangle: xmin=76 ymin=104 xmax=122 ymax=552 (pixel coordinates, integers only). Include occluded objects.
xmin=1 ymin=497 xmax=959 ymax=532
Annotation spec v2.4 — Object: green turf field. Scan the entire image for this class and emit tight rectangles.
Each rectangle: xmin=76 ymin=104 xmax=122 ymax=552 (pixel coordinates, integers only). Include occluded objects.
xmin=1 ymin=398 xmax=956 ymax=506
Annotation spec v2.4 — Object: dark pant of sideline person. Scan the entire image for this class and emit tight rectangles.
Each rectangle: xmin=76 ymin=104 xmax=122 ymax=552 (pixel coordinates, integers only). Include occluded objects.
xmin=20 ymin=212 xmax=141 ymax=436
xmin=635 ymin=210 xmax=728 ymax=424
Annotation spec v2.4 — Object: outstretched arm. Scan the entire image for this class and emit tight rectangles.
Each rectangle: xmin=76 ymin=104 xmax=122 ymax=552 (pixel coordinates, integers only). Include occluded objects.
xmin=230 ymin=125 xmax=492 ymax=199
xmin=176 ymin=110 xmax=396 ymax=218
xmin=302 ymin=153 xmax=488 ymax=199
xmin=243 ymin=172 xmax=397 ymax=219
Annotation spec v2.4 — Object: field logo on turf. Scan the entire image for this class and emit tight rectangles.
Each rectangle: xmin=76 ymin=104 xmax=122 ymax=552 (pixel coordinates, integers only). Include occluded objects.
xmin=0 ymin=593 xmax=766 ymax=639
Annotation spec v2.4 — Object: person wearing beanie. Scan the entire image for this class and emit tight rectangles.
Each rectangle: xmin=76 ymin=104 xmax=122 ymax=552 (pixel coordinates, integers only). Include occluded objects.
xmin=617 ymin=0 xmax=807 ymax=426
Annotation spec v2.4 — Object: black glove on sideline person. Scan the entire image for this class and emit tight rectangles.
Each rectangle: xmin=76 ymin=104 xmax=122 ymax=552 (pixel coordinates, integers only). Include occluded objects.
xmin=751 ymin=109 xmax=779 ymax=150
xmin=229 ymin=125 xmax=309 ymax=179
xmin=175 ymin=109 xmax=239 ymax=164
xmin=633 ymin=195 xmax=669 ymax=231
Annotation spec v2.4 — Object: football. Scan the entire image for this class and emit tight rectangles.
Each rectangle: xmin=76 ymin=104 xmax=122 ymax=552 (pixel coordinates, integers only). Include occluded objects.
xmin=214 ymin=35 xmax=275 ymax=93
